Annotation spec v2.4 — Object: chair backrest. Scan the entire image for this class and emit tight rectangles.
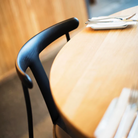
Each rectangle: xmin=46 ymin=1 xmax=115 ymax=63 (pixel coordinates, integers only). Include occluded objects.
xmin=15 ymin=17 xmax=79 ymax=138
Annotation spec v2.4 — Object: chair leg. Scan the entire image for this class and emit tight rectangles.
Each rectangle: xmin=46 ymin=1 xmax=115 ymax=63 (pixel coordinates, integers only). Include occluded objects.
xmin=22 ymin=83 xmax=34 ymax=138
xmin=54 ymin=125 xmax=72 ymax=138
xmin=53 ymin=125 xmax=57 ymax=138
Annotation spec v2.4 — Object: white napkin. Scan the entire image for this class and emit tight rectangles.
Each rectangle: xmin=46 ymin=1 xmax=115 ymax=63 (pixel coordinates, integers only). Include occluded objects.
xmin=86 ymin=21 xmax=136 ymax=30
xmin=94 ymin=88 xmax=131 ymax=138
xmin=94 ymin=98 xmax=118 ymax=136
xmin=114 ymin=105 xmax=137 ymax=138
xmin=128 ymin=114 xmax=138 ymax=138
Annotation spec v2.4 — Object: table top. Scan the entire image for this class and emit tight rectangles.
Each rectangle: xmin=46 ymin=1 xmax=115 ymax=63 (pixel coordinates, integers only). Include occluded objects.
xmin=50 ymin=6 xmax=138 ymax=138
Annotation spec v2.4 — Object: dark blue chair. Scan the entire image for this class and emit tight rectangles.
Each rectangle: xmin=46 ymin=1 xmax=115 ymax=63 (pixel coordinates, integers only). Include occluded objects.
xmin=15 ymin=18 xmax=79 ymax=138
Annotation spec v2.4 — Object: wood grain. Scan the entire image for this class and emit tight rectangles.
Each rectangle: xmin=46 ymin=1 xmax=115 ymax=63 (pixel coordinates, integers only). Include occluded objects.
xmin=50 ymin=6 xmax=138 ymax=138
xmin=0 ymin=0 xmax=87 ymax=82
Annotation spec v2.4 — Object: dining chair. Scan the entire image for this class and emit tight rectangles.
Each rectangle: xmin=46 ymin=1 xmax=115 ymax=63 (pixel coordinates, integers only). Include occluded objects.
xmin=15 ymin=17 xmax=79 ymax=138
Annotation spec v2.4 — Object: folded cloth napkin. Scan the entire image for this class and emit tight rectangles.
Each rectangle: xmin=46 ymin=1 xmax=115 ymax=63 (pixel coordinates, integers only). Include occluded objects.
xmin=86 ymin=14 xmax=138 ymax=30
xmin=114 ymin=104 xmax=137 ymax=138
xmin=86 ymin=21 xmax=136 ymax=30
xmin=128 ymin=114 xmax=138 ymax=138
xmin=94 ymin=88 xmax=131 ymax=138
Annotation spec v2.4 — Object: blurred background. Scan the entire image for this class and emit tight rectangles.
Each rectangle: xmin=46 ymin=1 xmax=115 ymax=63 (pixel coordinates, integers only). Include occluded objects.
xmin=87 ymin=0 xmax=138 ymax=17
xmin=0 ymin=0 xmax=138 ymax=138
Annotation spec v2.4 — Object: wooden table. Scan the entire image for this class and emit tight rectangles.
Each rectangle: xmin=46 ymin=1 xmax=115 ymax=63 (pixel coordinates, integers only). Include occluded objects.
xmin=50 ymin=6 xmax=138 ymax=138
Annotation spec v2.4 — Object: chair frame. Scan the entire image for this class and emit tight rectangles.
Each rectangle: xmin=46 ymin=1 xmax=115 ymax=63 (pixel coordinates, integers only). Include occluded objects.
xmin=15 ymin=18 xmax=79 ymax=138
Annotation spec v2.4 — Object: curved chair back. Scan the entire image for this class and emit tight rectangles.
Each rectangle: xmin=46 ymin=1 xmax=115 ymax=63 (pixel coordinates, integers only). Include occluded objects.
xmin=15 ymin=17 xmax=79 ymax=138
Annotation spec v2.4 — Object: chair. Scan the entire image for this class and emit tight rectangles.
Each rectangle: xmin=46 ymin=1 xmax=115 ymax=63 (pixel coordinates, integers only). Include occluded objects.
xmin=15 ymin=17 xmax=79 ymax=138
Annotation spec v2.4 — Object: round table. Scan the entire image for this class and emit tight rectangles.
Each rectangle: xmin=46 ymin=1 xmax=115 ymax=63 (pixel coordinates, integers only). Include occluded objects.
xmin=50 ymin=6 xmax=138 ymax=138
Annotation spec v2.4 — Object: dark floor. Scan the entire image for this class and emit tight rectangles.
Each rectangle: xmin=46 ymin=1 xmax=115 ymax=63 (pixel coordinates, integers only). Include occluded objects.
xmin=0 ymin=54 xmax=56 ymax=138
xmin=0 ymin=1 xmax=138 ymax=138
